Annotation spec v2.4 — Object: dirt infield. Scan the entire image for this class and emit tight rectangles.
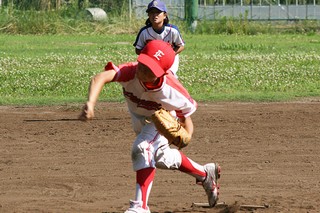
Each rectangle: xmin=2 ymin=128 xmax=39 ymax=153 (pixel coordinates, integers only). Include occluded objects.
xmin=0 ymin=100 xmax=319 ymax=213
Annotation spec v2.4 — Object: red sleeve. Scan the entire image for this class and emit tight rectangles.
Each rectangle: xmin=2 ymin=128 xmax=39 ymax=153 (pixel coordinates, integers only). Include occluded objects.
xmin=104 ymin=62 xmax=138 ymax=82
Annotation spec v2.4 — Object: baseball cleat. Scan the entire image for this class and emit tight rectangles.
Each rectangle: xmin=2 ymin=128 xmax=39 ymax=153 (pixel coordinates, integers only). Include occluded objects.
xmin=200 ymin=163 xmax=221 ymax=207
xmin=124 ymin=200 xmax=151 ymax=213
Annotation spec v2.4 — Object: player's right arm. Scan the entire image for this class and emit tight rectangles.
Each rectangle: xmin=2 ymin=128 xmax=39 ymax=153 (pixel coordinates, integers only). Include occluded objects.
xmin=79 ymin=70 xmax=116 ymax=121
xmin=133 ymin=27 xmax=148 ymax=55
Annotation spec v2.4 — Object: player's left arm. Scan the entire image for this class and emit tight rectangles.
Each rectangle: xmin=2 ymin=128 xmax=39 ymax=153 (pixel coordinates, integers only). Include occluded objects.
xmin=171 ymin=25 xmax=185 ymax=54
xmin=173 ymin=45 xmax=184 ymax=55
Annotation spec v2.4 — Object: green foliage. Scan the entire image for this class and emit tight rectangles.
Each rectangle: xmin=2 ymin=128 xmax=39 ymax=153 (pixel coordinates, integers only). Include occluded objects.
xmin=0 ymin=34 xmax=319 ymax=105
xmin=1 ymin=3 xmax=320 ymax=35
xmin=1 ymin=0 xmax=129 ymax=15
xmin=0 ymin=6 xmax=144 ymax=35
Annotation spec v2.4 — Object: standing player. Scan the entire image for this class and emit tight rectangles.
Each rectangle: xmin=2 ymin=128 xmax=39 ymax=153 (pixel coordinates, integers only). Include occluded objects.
xmin=133 ymin=0 xmax=185 ymax=78
xmin=79 ymin=40 xmax=220 ymax=213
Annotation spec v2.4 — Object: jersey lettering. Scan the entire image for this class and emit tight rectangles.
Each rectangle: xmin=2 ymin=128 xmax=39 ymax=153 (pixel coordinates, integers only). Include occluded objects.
xmin=123 ymin=88 xmax=161 ymax=110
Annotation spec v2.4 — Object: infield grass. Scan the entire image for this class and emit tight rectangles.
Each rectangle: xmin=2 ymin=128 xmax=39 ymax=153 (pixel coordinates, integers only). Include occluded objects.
xmin=1 ymin=34 xmax=320 ymax=105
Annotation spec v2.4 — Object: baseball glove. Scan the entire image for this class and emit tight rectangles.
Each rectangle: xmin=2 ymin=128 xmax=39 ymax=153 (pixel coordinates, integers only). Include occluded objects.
xmin=151 ymin=108 xmax=191 ymax=149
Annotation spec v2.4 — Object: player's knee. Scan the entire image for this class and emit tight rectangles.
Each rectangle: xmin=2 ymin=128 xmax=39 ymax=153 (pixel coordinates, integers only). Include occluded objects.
xmin=131 ymin=142 xmax=145 ymax=163
xmin=155 ymin=146 xmax=181 ymax=170
xmin=131 ymin=140 xmax=156 ymax=171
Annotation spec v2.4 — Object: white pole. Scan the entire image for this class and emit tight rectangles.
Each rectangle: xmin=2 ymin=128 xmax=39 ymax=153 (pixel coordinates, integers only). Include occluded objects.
xmin=129 ymin=0 xmax=132 ymax=20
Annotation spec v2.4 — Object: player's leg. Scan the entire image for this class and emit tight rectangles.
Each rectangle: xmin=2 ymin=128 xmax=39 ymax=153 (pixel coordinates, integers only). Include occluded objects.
xmin=126 ymin=123 xmax=165 ymax=213
xmin=179 ymin=152 xmax=221 ymax=207
xmin=125 ymin=168 xmax=154 ymax=213
xmin=155 ymin=145 xmax=221 ymax=207
xmin=155 ymin=145 xmax=206 ymax=179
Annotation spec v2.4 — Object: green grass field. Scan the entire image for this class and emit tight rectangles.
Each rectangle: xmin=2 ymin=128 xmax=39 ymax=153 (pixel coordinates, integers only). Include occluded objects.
xmin=1 ymin=34 xmax=320 ymax=105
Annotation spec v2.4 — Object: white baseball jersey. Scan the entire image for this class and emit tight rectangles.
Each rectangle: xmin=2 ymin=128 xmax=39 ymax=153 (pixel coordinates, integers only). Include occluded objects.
xmin=105 ymin=61 xmax=197 ymax=132
xmin=133 ymin=24 xmax=185 ymax=50
xmin=133 ymin=24 xmax=185 ymax=75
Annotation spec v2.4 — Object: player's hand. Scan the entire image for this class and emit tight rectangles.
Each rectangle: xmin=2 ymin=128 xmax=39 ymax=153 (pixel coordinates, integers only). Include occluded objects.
xmin=79 ymin=102 xmax=94 ymax=121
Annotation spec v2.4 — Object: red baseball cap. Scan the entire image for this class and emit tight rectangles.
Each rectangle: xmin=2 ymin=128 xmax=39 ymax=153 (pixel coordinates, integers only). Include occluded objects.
xmin=137 ymin=40 xmax=175 ymax=77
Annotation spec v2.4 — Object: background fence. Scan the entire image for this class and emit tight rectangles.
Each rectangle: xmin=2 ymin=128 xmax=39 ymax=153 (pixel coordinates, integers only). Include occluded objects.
xmin=133 ymin=0 xmax=320 ymax=20
xmin=0 ymin=0 xmax=319 ymax=20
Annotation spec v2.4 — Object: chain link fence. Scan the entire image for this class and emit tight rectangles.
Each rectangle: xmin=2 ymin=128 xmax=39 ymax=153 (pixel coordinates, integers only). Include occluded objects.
xmin=133 ymin=0 xmax=320 ymax=20
xmin=1 ymin=0 xmax=318 ymax=20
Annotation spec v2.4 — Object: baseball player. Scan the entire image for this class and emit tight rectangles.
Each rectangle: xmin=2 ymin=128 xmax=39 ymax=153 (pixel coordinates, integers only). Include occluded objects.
xmin=133 ymin=0 xmax=185 ymax=78
xmin=79 ymin=40 xmax=220 ymax=213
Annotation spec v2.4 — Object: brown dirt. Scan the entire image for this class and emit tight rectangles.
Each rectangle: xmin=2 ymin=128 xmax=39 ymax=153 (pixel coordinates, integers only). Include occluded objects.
xmin=1 ymin=100 xmax=320 ymax=213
